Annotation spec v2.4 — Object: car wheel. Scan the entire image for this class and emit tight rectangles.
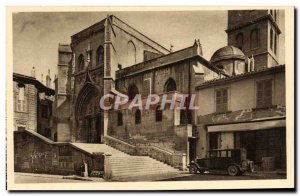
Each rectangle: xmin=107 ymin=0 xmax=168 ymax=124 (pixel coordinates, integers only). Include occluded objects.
xmin=227 ymin=165 xmax=239 ymax=176
xmin=189 ymin=165 xmax=198 ymax=174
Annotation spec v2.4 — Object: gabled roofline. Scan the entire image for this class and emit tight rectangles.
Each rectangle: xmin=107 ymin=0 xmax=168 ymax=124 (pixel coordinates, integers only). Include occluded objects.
xmin=13 ymin=73 xmax=55 ymax=96
xmin=111 ymin=15 xmax=170 ymax=53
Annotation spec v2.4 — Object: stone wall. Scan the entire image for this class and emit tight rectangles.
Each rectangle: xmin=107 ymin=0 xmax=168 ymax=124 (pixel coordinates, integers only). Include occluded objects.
xmin=108 ymin=107 xmax=178 ymax=152
xmin=14 ymin=131 xmax=104 ymax=176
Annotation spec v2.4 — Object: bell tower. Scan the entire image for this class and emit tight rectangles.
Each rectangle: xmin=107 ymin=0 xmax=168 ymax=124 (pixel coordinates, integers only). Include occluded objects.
xmin=226 ymin=10 xmax=281 ymax=70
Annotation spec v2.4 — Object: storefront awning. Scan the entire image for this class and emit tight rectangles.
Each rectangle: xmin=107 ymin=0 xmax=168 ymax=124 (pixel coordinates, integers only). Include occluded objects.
xmin=207 ymin=118 xmax=286 ymax=133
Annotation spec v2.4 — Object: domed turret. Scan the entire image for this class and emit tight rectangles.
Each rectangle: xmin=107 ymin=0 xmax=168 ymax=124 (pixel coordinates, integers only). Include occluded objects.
xmin=210 ymin=46 xmax=246 ymax=76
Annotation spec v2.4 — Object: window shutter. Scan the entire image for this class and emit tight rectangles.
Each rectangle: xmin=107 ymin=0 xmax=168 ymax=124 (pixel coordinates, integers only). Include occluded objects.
xmin=256 ymin=81 xmax=264 ymax=108
xmin=264 ymin=80 xmax=272 ymax=106
xmin=216 ymin=88 xmax=228 ymax=113
xmin=256 ymin=80 xmax=272 ymax=108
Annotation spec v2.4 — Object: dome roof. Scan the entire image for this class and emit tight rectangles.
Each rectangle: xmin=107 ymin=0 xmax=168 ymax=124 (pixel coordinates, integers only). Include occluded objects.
xmin=210 ymin=46 xmax=246 ymax=64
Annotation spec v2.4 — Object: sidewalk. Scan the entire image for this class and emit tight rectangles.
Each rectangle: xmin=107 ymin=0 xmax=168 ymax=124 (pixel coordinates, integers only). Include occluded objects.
xmin=15 ymin=172 xmax=105 ymax=182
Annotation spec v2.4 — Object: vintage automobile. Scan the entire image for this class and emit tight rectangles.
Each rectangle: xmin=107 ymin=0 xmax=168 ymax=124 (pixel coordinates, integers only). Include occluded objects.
xmin=188 ymin=148 xmax=254 ymax=176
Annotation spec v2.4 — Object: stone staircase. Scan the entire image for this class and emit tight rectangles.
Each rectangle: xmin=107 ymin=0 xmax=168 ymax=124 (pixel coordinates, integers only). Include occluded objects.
xmin=71 ymin=142 xmax=181 ymax=181
xmin=71 ymin=143 xmax=130 ymax=157
xmin=107 ymin=156 xmax=181 ymax=181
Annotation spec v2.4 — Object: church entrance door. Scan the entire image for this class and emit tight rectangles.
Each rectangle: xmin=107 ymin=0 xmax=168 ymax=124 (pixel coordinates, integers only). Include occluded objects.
xmin=86 ymin=113 xmax=101 ymax=143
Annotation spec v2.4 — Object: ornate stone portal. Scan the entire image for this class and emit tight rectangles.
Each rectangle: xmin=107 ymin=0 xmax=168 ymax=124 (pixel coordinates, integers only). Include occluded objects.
xmin=75 ymin=79 xmax=103 ymax=143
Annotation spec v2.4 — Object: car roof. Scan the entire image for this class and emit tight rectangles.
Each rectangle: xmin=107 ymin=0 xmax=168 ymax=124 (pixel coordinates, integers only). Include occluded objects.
xmin=208 ymin=148 xmax=244 ymax=151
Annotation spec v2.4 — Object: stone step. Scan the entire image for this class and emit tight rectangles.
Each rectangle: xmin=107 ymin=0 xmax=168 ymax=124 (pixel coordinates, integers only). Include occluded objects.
xmin=111 ymin=165 xmax=176 ymax=171
xmin=109 ymin=159 xmax=162 ymax=164
xmin=110 ymin=162 xmax=169 ymax=167
xmin=111 ymin=169 xmax=178 ymax=175
xmin=112 ymin=170 xmax=179 ymax=177
xmin=110 ymin=159 xmax=164 ymax=163
xmin=111 ymin=172 xmax=183 ymax=182
xmin=110 ymin=162 xmax=170 ymax=167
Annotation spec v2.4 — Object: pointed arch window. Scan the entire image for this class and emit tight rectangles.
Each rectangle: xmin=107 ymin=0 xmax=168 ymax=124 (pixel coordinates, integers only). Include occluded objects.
xmin=127 ymin=41 xmax=136 ymax=66
xmin=77 ymin=54 xmax=85 ymax=71
xmin=128 ymin=84 xmax=139 ymax=100
xmin=96 ymin=46 xmax=104 ymax=66
xmin=250 ymin=29 xmax=260 ymax=49
xmin=155 ymin=106 xmax=162 ymax=122
xmin=135 ymin=109 xmax=141 ymax=124
xmin=164 ymin=78 xmax=177 ymax=92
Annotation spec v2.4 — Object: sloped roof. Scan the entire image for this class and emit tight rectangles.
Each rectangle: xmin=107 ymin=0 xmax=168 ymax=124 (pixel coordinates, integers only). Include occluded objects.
xmin=13 ymin=73 xmax=55 ymax=95
xmin=196 ymin=65 xmax=285 ymax=90
xmin=116 ymin=44 xmax=226 ymax=79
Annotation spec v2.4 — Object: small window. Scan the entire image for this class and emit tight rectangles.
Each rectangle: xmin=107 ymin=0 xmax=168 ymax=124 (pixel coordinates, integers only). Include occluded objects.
xmin=215 ymin=88 xmax=228 ymax=113
xmin=227 ymin=151 xmax=232 ymax=158
xmin=256 ymin=79 xmax=273 ymax=108
xmin=41 ymin=104 xmax=49 ymax=118
xmin=117 ymin=112 xmax=123 ymax=126
xmin=16 ymin=95 xmax=27 ymax=112
xmin=135 ymin=109 xmax=141 ymax=124
xmin=127 ymin=41 xmax=136 ymax=66
xmin=220 ymin=151 xmax=227 ymax=157
xmin=128 ymin=85 xmax=139 ymax=100
xmin=236 ymin=33 xmax=244 ymax=50
xmin=155 ymin=106 xmax=162 ymax=122
xmin=54 ymin=132 xmax=58 ymax=142
xmin=164 ymin=78 xmax=177 ymax=92
xmin=96 ymin=46 xmax=104 ymax=66
xmin=77 ymin=54 xmax=85 ymax=71
xmin=270 ymin=29 xmax=274 ymax=51
xmin=250 ymin=29 xmax=260 ymax=49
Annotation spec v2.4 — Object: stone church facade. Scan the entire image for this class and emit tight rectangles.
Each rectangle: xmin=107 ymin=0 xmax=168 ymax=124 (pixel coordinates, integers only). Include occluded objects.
xmin=51 ymin=10 xmax=285 ymax=168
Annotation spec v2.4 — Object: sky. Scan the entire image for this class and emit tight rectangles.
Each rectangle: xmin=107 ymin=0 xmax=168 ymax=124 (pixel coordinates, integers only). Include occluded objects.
xmin=13 ymin=11 xmax=285 ymax=85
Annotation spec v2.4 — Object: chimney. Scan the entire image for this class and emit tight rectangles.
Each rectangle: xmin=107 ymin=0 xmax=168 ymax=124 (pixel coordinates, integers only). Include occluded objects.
xmin=46 ymin=69 xmax=52 ymax=88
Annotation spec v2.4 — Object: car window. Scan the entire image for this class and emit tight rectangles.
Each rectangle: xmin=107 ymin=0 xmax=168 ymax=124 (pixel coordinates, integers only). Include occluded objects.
xmin=220 ymin=151 xmax=227 ymax=157
xmin=227 ymin=151 xmax=232 ymax=157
